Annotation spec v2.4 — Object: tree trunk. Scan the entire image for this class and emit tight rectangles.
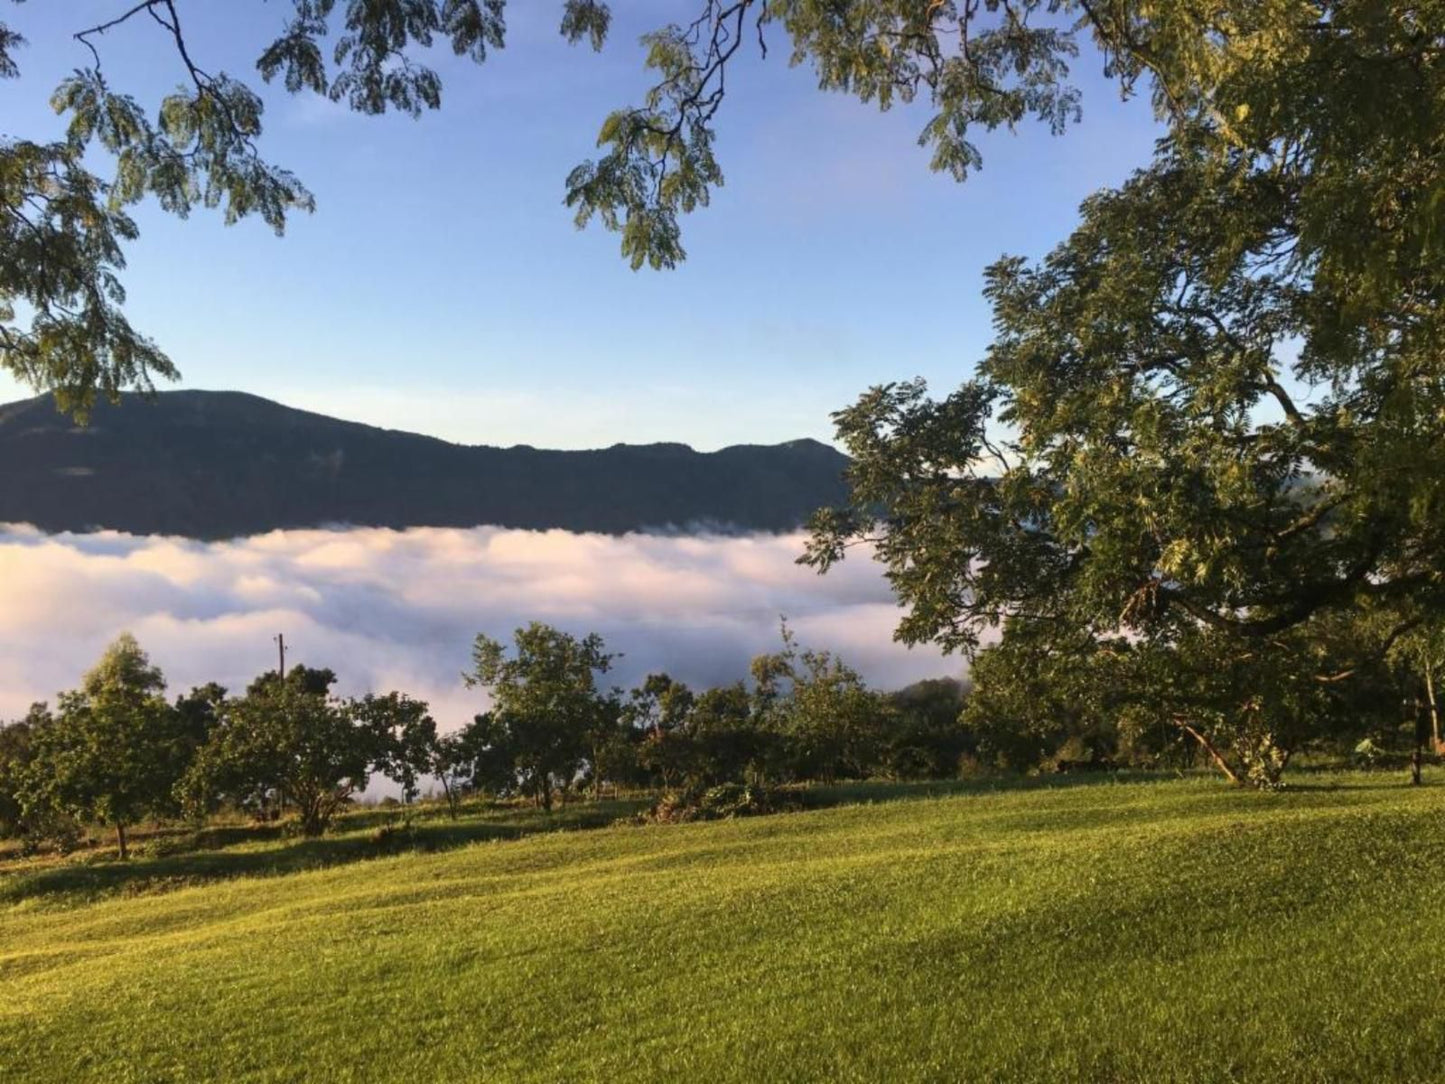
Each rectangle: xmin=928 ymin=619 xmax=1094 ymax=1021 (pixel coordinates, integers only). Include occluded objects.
xmin=299 ymin=794 xmax=325 ymax=836
xmin=1177 ymin=721 xmax=1242 ymax=786
xmin=115 ymin=821 xmax=129 ymax=861
xmin=1425 ymin=659 xmax=1441 ymax=753
xmin=439 ymin=775 xmax=459 ymax=820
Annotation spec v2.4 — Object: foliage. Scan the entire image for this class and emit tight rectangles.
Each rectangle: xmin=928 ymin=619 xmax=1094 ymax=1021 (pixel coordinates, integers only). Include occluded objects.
xmin=172 ymin=682 xmax=227 ymax=753
xmin=350 ymin=691 xmax=440 ymax=807
xmin=1387 ymin=612 xmax=1445 ymax=751
xmin=463 ymin=623 xmax=615 ymax=810
xmin=624 ymin=673 xmax=696 ymax=789
xmin=0 ymin=703 xmax=83 ymax=851
xmin=0 ymin=1 xmax=510 ymax=413
xmin=958 ymin=613 xmax=1406 ymax=785
xmin=884 ymin=678 xmax=973 ymax=778
xmin=751 ymin=623 xmax=887 ymax=782
xmin=0 ymin=704 xmax=40 ymax=839
xmin=23 ymin=634 xmax=186 ymax=858
xmin=678 ymin=681 xmax=771 ymax=785
xmin=181 ymin=666 xmax=378 ymax=835
xmin=617 ymin=632 xmax=971 ymax=787
xmin=642 ymin=781 xmax=797 ymax=823
xmin=567 ymin=0 xmax=1081 ymax=269
xmin=805 ymin=7 xmax=1445 ymax=783
xmin=14 ymin=1 xmax=1442 ymax=411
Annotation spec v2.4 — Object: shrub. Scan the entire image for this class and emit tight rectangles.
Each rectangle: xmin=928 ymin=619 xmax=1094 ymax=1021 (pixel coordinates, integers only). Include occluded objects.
xmin=641 ymin=782 xmax=800 ymax=824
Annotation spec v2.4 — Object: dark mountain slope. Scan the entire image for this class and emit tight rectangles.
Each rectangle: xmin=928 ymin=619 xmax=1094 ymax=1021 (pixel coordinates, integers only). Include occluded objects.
xmin=0 ymin=391 xmax=849 ymax=539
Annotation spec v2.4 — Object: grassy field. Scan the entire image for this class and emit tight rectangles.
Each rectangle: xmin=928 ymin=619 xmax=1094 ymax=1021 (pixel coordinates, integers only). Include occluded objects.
xmin=3 ymin=773 xmax=1444 ymax=1082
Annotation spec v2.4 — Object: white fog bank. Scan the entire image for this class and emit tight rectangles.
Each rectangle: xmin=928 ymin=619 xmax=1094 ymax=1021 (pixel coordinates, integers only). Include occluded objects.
xmin=0 ymin=525 xmax=956 ymax=728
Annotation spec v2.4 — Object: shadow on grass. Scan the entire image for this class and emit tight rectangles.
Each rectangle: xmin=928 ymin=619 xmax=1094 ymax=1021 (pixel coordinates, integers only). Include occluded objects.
xmin=796 ymin=770 xmax=1195 ymax=810
xmin=8 ymin=767 xmax=1416 ymax=907
xmin=0 ymin=798 xmax=650 ymax=907
xmin=2 ymin=778 xmax=1149 ymax=907
xmin=0 ymin=777 xmax=1201 ymax=907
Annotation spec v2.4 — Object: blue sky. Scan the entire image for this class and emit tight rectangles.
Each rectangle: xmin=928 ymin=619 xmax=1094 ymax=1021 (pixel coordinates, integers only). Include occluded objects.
xmin=4 ymin=3 xmax=1162 ymax=449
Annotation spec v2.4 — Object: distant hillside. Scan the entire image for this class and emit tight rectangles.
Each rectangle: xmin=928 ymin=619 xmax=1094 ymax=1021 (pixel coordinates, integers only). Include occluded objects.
xmin=0 ymin=391 xmax=849 ymax=539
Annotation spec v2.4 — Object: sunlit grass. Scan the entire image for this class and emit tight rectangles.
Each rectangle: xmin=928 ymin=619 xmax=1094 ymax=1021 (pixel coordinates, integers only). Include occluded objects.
xmin=3 ymin=773 xmax=1442 ymax=1082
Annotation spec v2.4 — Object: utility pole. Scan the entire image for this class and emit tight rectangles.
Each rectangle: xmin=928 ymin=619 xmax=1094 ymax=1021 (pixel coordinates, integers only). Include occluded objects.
xmin=271 ymin=632 xmax=290 ymax=823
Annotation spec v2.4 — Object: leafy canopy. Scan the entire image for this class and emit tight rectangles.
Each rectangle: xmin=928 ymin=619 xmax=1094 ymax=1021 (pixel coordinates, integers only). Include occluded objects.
xmin=24 ymin=634 xmax=184 ymax=856
xmin=181 ymin=665 xmax=377 ymax=835
xmin=13 ymin=0 xmax=1416 ymax=412
xmin=804 ymin=3 xmax=1445 ymax=784
xmin=464 ymin=622 xmax=615 ymax=809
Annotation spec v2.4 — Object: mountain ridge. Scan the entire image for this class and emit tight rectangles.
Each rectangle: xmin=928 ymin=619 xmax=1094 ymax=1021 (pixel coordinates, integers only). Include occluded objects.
xmin=0 ymin=391 xmax=849 ymax=540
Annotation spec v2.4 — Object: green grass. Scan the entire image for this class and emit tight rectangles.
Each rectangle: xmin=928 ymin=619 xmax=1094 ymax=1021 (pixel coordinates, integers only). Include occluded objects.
xmin=0 ymin=794 xmax=652 ymax=906
xmin=3 ymin=773 xmax=1444 ymax=1082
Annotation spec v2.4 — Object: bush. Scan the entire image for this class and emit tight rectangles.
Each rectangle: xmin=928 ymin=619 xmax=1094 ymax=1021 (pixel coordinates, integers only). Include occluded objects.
xmin=1353 ymin=738 xmax=1383 ymax=769
xmin=641 ymin=783 xmax=800 ymax=824
xmin=17 ymin=811 xmax=83 ymax=857
xmin=370 ymin=822 xmax=417 ymax=850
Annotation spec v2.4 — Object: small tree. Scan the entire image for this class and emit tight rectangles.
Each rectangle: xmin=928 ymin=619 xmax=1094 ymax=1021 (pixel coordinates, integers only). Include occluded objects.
xmin=684 ymin=683 xmax=769 ymax=786
xmin=787 ymin=649 xmax=884 ymax=784
xmin=0 ymin=705 xmax=44 ymax=840
xmin=352 ymin=692 xmax=439 ymax=808
xmin=174 ymin=683 xmax=227 ymax=753
xmin=182 ymin=666 xmax=377 ymax=836
xmin=625 ymin=674 xmax=695 ymax=790
xmin=1 ymin=704 xmax=84 ymax=853
xmin=431 ymin=727 xmax=487 ymax=820
xmin=464 ymin=624 xmax=614 ymax=812
xmin=886 ymin=679 xmax=973 ymax=779
xmin=28 ymin=634 xmax=184 ymax=859
xmin=583 ymin=689 xmax=639 ymax=797
xmin=0 ymin=708 xmax=36 ymax=839
xmin=751 ymin=624 xmax=885 ymax=783
xmin=1389 ymin=618 xmax=1445 ymax=755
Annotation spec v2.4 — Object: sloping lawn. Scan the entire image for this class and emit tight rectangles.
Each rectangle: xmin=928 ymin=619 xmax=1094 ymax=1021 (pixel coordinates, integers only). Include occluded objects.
xmin=3 ymin=774 xmax=1443 ymax=1082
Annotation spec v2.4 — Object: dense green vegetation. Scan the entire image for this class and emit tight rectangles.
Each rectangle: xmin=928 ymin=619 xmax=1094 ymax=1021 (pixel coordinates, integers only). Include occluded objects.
xmin=3 ymin=774 xmax=1443 ymax=1082
xmin=5 ymin=619 xmax=1439 ymax=864
xmin=801 ymin=0 xmax=1445 ymax=787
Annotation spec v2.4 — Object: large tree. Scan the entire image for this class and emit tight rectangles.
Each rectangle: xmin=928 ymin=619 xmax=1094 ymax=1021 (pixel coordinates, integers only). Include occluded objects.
xmin=805 ymin=140 xmax=1445 ymax=782
xmin=799 ymin=4 xmax=1445 ymax=785
xmin=806 ymin=103 xmax=1443 ymax=784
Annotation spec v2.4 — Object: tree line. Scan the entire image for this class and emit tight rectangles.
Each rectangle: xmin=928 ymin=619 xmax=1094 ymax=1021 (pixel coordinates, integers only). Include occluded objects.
xmin=0 ymin=624 xmax=973 ymax=858
xmin=5 ymin=608 xmax=1442 ymax=858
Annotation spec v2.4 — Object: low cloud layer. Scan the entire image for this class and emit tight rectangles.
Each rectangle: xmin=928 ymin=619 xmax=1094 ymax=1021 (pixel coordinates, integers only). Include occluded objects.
xmin=0 ymin=525 xmax=956 ymax=730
